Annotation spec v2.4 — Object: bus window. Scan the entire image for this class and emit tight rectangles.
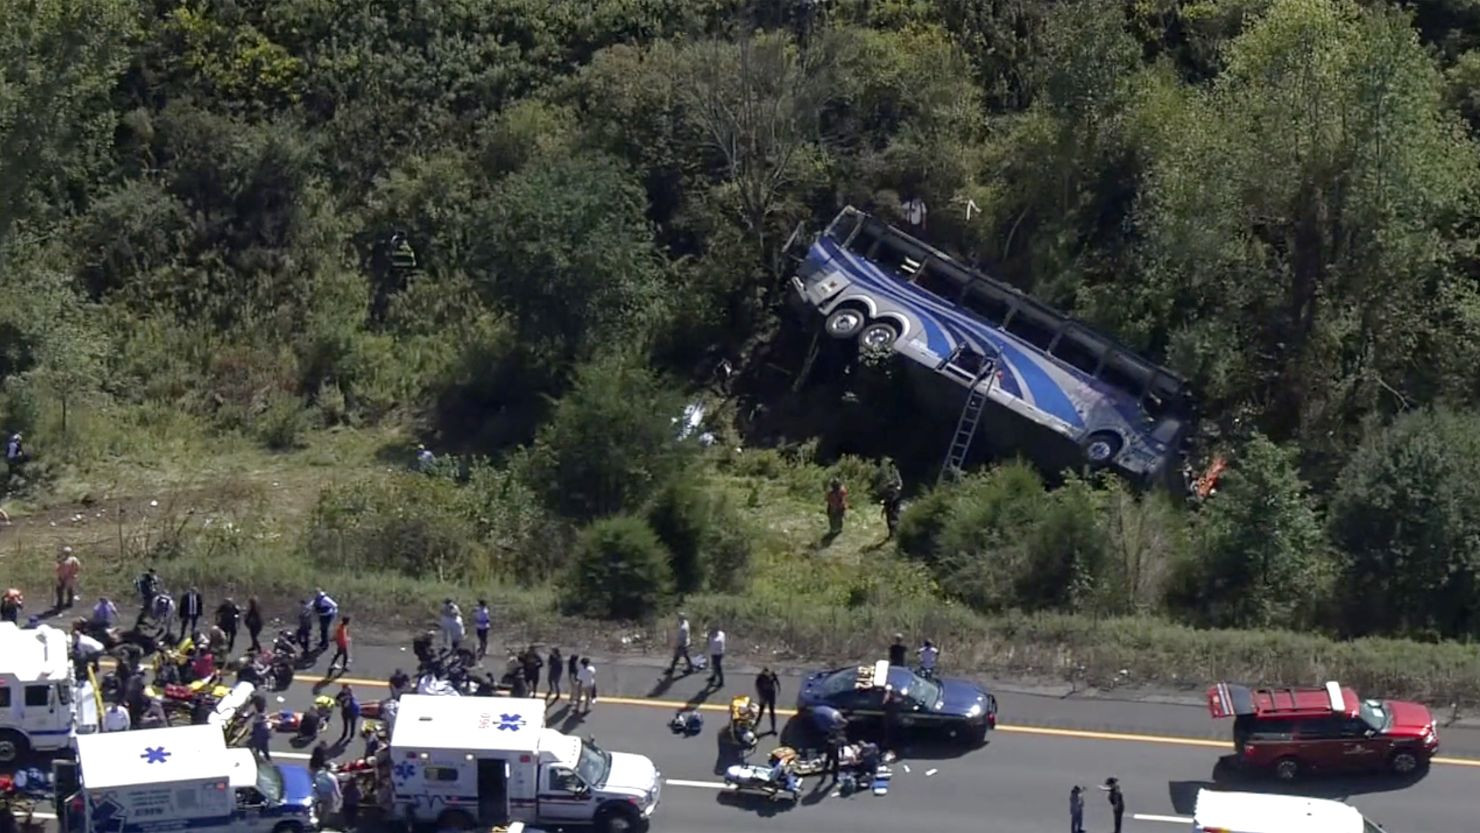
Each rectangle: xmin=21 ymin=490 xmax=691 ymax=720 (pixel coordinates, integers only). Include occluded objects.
xmin=1051 ymin=329 xmax=1104 ymax=375
xmin=1100 ymin=353 xmax=1151 ymax=399
xmin=961 ymin=282 xmax=1013 ymax=327
xmin=1144 ymin=373 xmax=1186 ymax=419
xmin=1005 ymin=307 xmax=1058 ymax=351
xmin=913 ymin=264 xmax=962 ymax=304
xmin=826 ymin=210 xmax=864 ymax=245
xmin=870 ymin=234 xmax=925 ymax=279
xmin=848 ymin=225 xmax=881 ymax=258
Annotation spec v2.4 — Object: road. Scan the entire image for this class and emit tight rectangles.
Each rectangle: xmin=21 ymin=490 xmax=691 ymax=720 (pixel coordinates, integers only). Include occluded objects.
xmin=23 ymin=640 xmax=1480 ymax=832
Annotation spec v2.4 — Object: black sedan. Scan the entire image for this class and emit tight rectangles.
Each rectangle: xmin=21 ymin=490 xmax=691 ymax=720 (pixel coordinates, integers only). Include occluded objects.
xmin=795 ymin=660 xmax=998 ymax=745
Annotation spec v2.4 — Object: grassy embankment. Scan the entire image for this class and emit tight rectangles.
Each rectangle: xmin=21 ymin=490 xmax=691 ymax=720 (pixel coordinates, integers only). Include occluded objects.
xmin=4 ymin=419 xmax=1478 ymax=710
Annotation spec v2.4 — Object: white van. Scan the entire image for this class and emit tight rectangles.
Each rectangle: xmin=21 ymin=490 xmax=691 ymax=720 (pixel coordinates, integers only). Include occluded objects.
xmin=387 ymin=694 xmax=661 ymax=832
xmin=70 ymin=723 xmax=317 ymax=833
xmin=0 ymin=621 xmax=99 ymax=762
xmin=1193 ymin=789 xmax=1390 ymax=833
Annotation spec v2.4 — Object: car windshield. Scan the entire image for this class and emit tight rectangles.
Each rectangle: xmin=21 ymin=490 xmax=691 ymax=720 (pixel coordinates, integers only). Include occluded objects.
xmin=256 ymin=761 xmax=283 ymax=803
xmin=576 ymin=739 xmax=612 ymax=787
xmin=819 ymin=669 xmax=859 ymax=697
xmin=1359 ymin=699 xmax=1391 ymax=733
xmin=898 ymin=672 xmax=942 ymax=707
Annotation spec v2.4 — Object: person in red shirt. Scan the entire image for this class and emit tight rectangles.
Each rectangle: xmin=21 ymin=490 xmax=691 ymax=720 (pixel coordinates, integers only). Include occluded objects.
xmin=329 ymin=615 xmax=352 ymax=674
xmin=55 ymin=547 xmax=81 ymax=609
xmin=825 ymin=479 xmax=848 ymax=535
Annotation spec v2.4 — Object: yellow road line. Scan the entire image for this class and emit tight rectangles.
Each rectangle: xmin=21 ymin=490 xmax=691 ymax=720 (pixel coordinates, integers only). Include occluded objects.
xmin=106 ymin=663 xmax=1480 ymax=768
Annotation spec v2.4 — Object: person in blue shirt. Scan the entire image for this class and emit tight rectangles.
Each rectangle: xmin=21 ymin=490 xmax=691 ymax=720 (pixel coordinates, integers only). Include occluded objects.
xmin=336 ymin=684 xmax=360 ymax=743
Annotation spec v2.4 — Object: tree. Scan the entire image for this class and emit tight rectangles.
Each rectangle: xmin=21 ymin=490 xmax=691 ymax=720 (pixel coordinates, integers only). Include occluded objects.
xmin=565 ymin=514 xmax=675 ymax=620
xmin=473 ymin=153 xmax=666 ymax=365
xmin=1181 ymin=435 xmax=1328 ymax=628
xmin=1329 ymin=408 xmax=1480 ymax=638
xmin=526 ymin=353 xmax=693 ymax=521
xmin=0 ymin=0 xmax=135 ymax=246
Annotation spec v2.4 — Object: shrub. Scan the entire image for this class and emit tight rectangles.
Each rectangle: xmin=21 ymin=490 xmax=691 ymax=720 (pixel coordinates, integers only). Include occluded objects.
xmin=565 ymin=514 xmax=674 ymax=620
xmin=645 ymin=470 xmax=756 ymax=595
xmin=305 ymin=473 xmax=488 ymax=582
xmin=256 ymin=392 xmax=312 ymax=450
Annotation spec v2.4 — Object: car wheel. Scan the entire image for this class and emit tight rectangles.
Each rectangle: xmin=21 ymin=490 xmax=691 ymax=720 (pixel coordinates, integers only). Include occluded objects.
xmin=1390 ymin=750 xmax=1423 ymax=775
xmin=271 ymin=823 xmax=306 ymax=833
xmin=1273 ymin=756 xmax=1301 ymax=782
xmin=0 ymin=730 xmax=28 ymax=764
xmin=859 ymin=321 xmax=900 ymax=351
xmin=597 ymin=804 xmax=641 ymax=833
xmin=825 ymin=307 xmax=866 ymax=339
xmin=1083 ymin=431 xmax=1123 ymax=466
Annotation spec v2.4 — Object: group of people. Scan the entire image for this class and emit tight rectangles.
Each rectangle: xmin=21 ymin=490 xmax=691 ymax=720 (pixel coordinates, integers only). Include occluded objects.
xmin=666 ymin=613 xmax=729 ymax=686
xmin=823 ymin=466 xmax=904 ymax=540
xmin=1070 ymin=778 xmax=1126 ymax=833
xmin=888 ymin=632 xmax=940 ymax=677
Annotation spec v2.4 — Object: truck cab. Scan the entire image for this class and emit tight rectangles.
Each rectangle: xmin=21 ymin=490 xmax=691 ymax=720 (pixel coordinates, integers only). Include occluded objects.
xmin=69 ymin=723 xmax=316 ymax=833
xmin=388 ymin=695 xmax=661 ymax=832
xmin=0 ymin=622 xmax=99 ymax=763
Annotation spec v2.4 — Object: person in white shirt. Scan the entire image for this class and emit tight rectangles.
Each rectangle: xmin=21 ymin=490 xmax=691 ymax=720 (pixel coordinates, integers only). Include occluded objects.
xmin=313 ymin=589 xmax=338 ymax=650
xmin=576 ymin=658 xmax=597 ymax=713
xmin=666 ymin=614 xmax=694 ymax=676
xmin=918 ymin=639 xmax=939 ymax=677
xmin=440 ymin=599 xmax=464 ymax=651
xmin=706 ymin=626 xmax=727 ymax=688
xmin=902 ymin=195 xmax=928 ymax=230
xmin=103 ymin=702 xmax=131 ymax=732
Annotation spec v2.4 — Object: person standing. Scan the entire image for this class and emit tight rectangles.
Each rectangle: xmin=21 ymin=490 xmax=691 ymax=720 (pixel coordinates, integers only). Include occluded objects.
xmin=440 ymin=598 xmax=464 ymax=651
xmin=244 ymin=596 xmax=264 ymax=653
xmin=546 ymin=648 xmax=564 ymax=701
xmin=250 ymin=712 xmax=273 ymax=761
xmin=825 ymin=478 xmax=848 ymax=535
xmin=181 ymin=587 xmax=203 ymax=635
xmin=91 ymin=596 xmax=118 ymax=629
xmin=102 ymin=701 xmax=130 ymax=733
xmin=888 ymin=633 xmax=907 ymax=666
xmin=576 ymin=658 xmax=597 ymax=713
xmin=567 ymin=652 xmax=579 ymax=688
xmin=667 ymin=613 xmax=694 ymax=675
xmin=336 ymin=684 xmax=360 ymax=744
xmin=754 ymin=667 xmax=780 ymax=734
xmin=917 ymin=639 xmax=939 ymax=678
xmin=1100 ymin=778 xmax=1124 ymax=833
xmin=824 ymin=725 xmax=845 ymax=782
xmin=216 ymin=597 xmax=241 ymax=653
xmin=1070 ymin=785 xmax=1085 ymax=833
xmin=520 ymin=646 xmax=542 ymax=692
xmin=0 ymin=588 xmax=21 ymax=624
xmin=296 ymin=599 xmax=313 ymax=652
xmin=389 ymin=668 xmax=410 ymax=700
xmin=881 ymin=485 xmax=902 ymax=540
xmin=55 ymin=547 xmax=81 ymax=608
xmin=313 ymin=589 xmax=338 ymax=649
xmin=706 ymin=625 xmax=726 ymax=688
xmin=329 ymin=615 xmax=352 ymax=673
xmin=473 ymin=600 xmax=491 ymax=660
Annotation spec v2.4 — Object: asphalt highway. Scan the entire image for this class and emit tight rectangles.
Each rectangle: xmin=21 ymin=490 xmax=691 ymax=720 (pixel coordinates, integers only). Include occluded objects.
xmin=26 ymin=640 xmax=1480 ymax=832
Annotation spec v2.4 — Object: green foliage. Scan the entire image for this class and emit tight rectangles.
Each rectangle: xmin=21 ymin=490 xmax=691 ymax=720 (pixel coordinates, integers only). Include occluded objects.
xmin=645 ymin=470 xmax=755 ymax=595
xmin=1330 ymin=408 xmax=1480 ymax=638
xmin=527 ymin=354 xmax=694 ymax=521
xmin=565 ymin=514 xmax=674 ymax=620
xmin=306 ymin=473 xmax=489 ymax=583
xmin=1174 ymin=435 xmax=1329 ymax=629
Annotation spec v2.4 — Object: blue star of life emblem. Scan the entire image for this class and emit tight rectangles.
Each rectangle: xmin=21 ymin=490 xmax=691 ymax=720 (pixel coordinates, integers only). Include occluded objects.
xmin=392 ymin=761 xmax=417 ymax=781
xmin=140 ymin=746 xmax=170 ymax=764
xmin=497 ymin=713 xmax=526 ymax=731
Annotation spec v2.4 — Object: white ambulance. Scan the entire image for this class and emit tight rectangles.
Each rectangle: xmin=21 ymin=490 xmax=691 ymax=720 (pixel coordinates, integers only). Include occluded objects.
xmin=70 ymin=723 xmax=318 ymax=833
xmin=0 ymin=621 xmax=100 ymax=762
xmin=1193 ymin=789 xmax=1390 ymax=833
xmin=387 ymin=694 xmax=661 ymax=832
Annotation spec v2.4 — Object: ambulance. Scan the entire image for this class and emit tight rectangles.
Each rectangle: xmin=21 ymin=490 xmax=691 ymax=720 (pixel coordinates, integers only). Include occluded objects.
xmin=386 ymin=694 xmax=661 ymax=832
xmin=67 ymin=723 xmax=317 ymax=833
xmin=1192 ymin=789 xmax=1390 ymax=833
xmin=0 ymin=621 xmax=99 ymax=762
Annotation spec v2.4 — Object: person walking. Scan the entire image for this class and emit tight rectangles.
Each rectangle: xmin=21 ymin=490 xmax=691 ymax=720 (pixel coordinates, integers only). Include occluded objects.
xmin=329 ymin=615 xmax=352 ymax=673
xmin=576 ymin=658 xmax=597 ymax=713
xmin=546 ymin=648 xmax=564 ymax=701
xmin=215 ymin=597 xmax=241 ymax=653
xmin=336 ymin=684 xmax=360 ymax=744
xmin=473 ymin=600 xmax=491 ymax=660
xmin=754 ymin=667 xmax=780 ymax=734
xmin=244 ymin=596 xmax=264 ymax=653
xmin=250 ymin=712 xmax=273 ymax=761
xmin=1070 ymin=785 xmax=1086 ymax=833
xmin=520 ymin=645 xmax=542 ymax=692
xmin=666 ymin=613 xmax=695 ymax=675
xmin=440 ymin=598 xmax=464 ymax=652
xmin=706 ymin=625 xmax=726 ymax=688
xmin=55 ymin=547 xmax=81 ymax=608
xmin=1100 ymin=778 xmax=1124 ymax=833
xmin=295 ymin=599 xmax=313 ymax=652
xmin=173 ymin=585 xmax=198 ymax=635
xmin=567 ymin=652 xmax=579 ymax=688
xmin=825 ymin=478 xmax=848 ymax=535
xmin=888 ymin=633 xmax=907 ymax=666
xmin=313 ymin=589 xmax=338 ymax=649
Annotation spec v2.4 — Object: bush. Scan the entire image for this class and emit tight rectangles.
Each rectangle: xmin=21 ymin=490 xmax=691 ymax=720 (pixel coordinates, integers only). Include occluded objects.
xmin=645 ymin=470 xmax=756 ymax=595
xmin=565 ymin=515 xmax=674 ymax=620
xmin=255 ymin=392 xmax=312 ymax=450
xmin=305 ymin=473 xmax=489 ymax=582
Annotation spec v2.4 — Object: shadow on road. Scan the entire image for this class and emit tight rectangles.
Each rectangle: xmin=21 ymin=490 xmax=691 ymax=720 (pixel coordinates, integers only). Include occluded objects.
xmin=1166 ymin=757 xmax=1431 ymax=814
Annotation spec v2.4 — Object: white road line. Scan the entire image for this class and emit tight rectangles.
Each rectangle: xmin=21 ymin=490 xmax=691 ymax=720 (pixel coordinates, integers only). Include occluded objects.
xmin=665 ymin=778 xmax=734 ymax=790
xmin=1134 ymin=813 xmax=1194 ymax=824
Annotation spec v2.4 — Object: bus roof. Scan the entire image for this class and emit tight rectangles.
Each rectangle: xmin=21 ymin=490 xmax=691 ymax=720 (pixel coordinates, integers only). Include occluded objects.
xmin=76 ymin=724 xmax=231 ymax=789
xmin=391 ymin=695 xmax=548 ymax=754
xmin=1193 ymin=789 xmax=1365 ymax=833
xmin=0 ymin=622 xmax=73 ymax=683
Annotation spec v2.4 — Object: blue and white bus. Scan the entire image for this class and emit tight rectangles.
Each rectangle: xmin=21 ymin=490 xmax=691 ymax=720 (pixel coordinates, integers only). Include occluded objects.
xmin=789 ymin=206 xmax=1196 ymax=487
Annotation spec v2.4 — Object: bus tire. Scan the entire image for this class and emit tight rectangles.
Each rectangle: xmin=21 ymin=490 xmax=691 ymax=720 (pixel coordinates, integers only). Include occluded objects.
xmin=1082 ymin=431 xmax=1123 ymax=466
xmin=0 ymin=730 xmax=28 ymax=763
xmin=859 ymin=321 xmax=900 ymax=351
xmin=825 ymin=307 xmax=867 ymax=339
xmin=436 ymin=810 xmax=475 ymax=830
xmin=596 ymin=803 xmax=642 ymax=833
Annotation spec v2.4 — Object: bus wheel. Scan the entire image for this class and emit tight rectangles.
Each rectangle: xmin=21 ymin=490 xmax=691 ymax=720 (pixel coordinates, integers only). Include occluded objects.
xmin=858 ymin=321 xmax=899 ymax=351
xmin=1083 ymin=432 xmax=1122 ymax=466
xmin=825 ymin=308 xmax=866 ymax=339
